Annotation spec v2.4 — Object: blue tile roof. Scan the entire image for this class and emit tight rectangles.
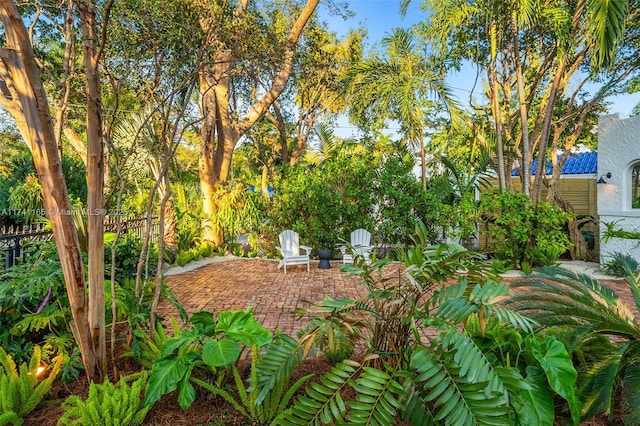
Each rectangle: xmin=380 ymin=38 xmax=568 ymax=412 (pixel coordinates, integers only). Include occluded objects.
xmin=511 ymin=151 xmax=598 ymax=176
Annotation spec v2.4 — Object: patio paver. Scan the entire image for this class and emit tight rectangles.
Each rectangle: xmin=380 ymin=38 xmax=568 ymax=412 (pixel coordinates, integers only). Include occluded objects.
xmin=159 ymin=258 xmax=636 ymax=339
xmin=159 ymin=258 xmax=371 ymax=337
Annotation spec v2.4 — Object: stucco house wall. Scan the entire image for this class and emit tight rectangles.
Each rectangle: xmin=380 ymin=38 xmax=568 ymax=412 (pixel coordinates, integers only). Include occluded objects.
xmin=597 ymin=113 xmax=640 ymax=264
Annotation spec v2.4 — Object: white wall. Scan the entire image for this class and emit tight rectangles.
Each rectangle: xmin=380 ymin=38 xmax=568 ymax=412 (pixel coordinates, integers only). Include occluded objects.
xmin=597 ymin=113 xmax=640 ymax=264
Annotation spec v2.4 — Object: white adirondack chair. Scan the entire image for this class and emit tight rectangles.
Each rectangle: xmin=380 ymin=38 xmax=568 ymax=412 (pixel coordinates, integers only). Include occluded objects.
xmin=340 ymin=229 xmax=374 ymax=264
xmin=277 ymin=230 xmax=312 ymax=274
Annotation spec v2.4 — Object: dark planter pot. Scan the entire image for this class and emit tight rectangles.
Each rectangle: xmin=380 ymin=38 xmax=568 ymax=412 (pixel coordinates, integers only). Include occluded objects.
xmin=318 ymin=248 xmax=332 ymax=269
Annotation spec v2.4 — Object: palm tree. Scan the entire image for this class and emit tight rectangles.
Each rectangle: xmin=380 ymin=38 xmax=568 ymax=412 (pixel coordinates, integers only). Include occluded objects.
xmin=506 ymin=260 xmax=640 ymax=423
xmin=345 ymin=28 xmax=458 ymax=190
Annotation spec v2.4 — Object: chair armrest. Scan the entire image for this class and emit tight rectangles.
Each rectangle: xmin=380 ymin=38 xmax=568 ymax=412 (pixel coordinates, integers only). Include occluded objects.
xmin=300 ymin=245 xmax=312 ymax=255
xmin=339 ymin=245 xmax=347 ymax=255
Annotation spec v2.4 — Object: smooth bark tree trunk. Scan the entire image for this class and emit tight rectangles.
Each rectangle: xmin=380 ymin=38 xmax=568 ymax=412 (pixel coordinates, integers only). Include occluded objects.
xmin=512 ymin=12 xmax=531 ymax=197
xmin=77 ymin=0 xmax=106 ymax=380
xmin=532 ymin=59 xmax=565 ymax=204
xmin=488 ymin=63 xmax=506 ymax=192
xmin=0 ymin=0 xmax=99 ymax=381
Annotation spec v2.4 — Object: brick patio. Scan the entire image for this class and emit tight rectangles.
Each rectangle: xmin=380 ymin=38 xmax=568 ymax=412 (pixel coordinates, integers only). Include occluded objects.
xmin=159 ymin=258 xmax=373 ymax=337
xmin=159 ymin=257 xmax=636 ymax=338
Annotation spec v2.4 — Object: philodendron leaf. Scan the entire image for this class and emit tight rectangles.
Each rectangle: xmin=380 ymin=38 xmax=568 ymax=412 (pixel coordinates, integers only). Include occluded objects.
xmin=531 ymin=336 xmax=582 ymax=425
xmin=177 ymin=370 xmax=197 ymax=410
xmin=161 ymin=328 xmax=200 ymax=357
xmin=144 ymin=356 xmax=189 ymax=407
xmin=515 ymin=366 xmax=554 ymax=426
xmin=216 ymin=309 xmax=272 ymax=347
xmin=202 ymin=337 xmax=242 ymax=368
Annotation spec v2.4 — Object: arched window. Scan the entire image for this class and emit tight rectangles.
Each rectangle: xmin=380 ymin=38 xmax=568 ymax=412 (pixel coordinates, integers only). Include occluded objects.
xmin=633 ymin=162 xmax=640 ymax=209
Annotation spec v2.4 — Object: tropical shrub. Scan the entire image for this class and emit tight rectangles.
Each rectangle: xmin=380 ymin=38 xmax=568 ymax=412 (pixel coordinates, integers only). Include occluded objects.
xmin=267 ymin=148 xmax=376 ymax=253
xmin=173 ymin=182 xmax=203 ymax=252
xmin=58 ymin=373 xmax=151 ymax=426
xmin=0 ymin=242 xmax=70 ymax=364
xmin=124 ymin=319 xmax=181 ymax=370
xmin=286 ymin=224 xmax=564 ymax=425
xmin=0 ymin=346 xmax=62 ymax=426
xmin=465 ymin=316 xmax=582 ymax=424
xmin=602 ymin=251 xmax=639 ymax=277
xmin=212 ymin=183 xmax=263 ymax=245
xmin=506 ymin=262 xmax=640 ymax=423
xmin=143 ymin=308 xmax=272 ymax=410
xmin=107 ymin=231 xmax=158 ymax=281
xmin=296 ymin=311 xmax=362 ymax=365
xmin=192 ymin=335 xmax=312 ymax=425
xmin=372 ymin=155 xmax=432 ymax=246
xmin=480 ymin=189 xmax=571 ymax=267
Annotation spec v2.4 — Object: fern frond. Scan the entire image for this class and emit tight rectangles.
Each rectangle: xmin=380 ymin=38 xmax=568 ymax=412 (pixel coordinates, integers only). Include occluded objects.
xmin=410 ymin=342 xmax=512 ymax=425
xmin=487 ymin=306 xmax=538 ymax=334
xmin=254 ymin=334 xmax=304 ymax=405
xmin=58 ymin=373 xmax=151 ymax=426
xmin=345 ymin=365 xmax=405 ymax=425
xmin=191 ymin=376 xmax=250 ymax=418
xmin=280 ymin=359 xmax=362 ymax=425
xmin=0 ymin=345 xmax=61 ymax=423
xmin=0 ymin=411 xmax=21 ymax=426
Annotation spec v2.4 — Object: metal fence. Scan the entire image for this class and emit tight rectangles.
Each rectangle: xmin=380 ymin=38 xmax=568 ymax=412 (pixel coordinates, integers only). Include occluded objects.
xmin=0 ymin=217 xmax=159 ymax=270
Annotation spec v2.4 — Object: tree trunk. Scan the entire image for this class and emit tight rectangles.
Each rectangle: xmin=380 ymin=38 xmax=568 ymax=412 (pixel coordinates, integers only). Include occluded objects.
xmin=420 ymin=131 xmax=426 ymax=190
xmin=532 ymin=58 xmax=565 ymax=204
xmin=512 ymin=12 xmax=531 ymax=197
xmin=197 ymin=0 xmax=320 ymax=246
xmin=489 ymin=65 xmax=506 ymax=191
xmin=77 ymin=0 xmax=106 ymax=380
xmin=488 ymin=22 xmax=506 ymax=192
xmin=0 ymin=0 xmax=99 ymax=381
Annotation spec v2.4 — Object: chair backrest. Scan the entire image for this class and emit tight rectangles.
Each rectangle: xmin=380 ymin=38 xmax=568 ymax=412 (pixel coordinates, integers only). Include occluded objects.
xmin=279 ymin=230 xmax=300 ymax=255
xmin=350 ymin=229 xmax=371 ymax=247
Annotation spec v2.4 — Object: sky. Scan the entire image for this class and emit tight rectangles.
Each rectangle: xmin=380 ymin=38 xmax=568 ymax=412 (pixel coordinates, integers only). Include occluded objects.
xmin=319 ymin=0 xmax=640 ymax=137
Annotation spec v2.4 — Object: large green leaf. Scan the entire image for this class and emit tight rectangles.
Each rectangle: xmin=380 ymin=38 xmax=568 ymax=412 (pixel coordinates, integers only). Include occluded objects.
xmin=201 ymin=337 xmax=242 ymax=367
xmin=177 ymin=371 xmax=197 ymax=410
xmin=161 ymin=328 xmax=200 ymax=357
xmin=215 ymin=309 xmax=272 ymax=347
xmin=144 ymin=356 xmax=189 ymax=407
xmin=515 ymin=366 xmax=554 ymax=426
xmin=531 ymin=336 xmax=581 ymax=424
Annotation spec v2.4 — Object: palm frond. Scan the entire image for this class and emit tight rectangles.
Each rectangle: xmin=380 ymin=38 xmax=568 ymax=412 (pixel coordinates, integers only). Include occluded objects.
xmin=254 ymin=334 xmax=303 ymax=405
xmin=579 ymin=342 xmax=626 ymax=418
xmin=621 ymin=360 xmax=640 ymax=425
xmin=345 ymin=365 xmax=406 ymax=425
xmin=586 ymin=0 xmax=628 ymax=68
xmin=410 ymin=333 xmax=512 ymax=425
xmin=280 ymin=359 xmax=362 ymax=425
xmin=507 ymin=269 xmax=640 ymax=337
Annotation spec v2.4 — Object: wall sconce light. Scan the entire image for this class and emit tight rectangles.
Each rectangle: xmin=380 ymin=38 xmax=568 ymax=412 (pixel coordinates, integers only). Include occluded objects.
xmin=597 ymin=172 xmax=612 ymax=184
